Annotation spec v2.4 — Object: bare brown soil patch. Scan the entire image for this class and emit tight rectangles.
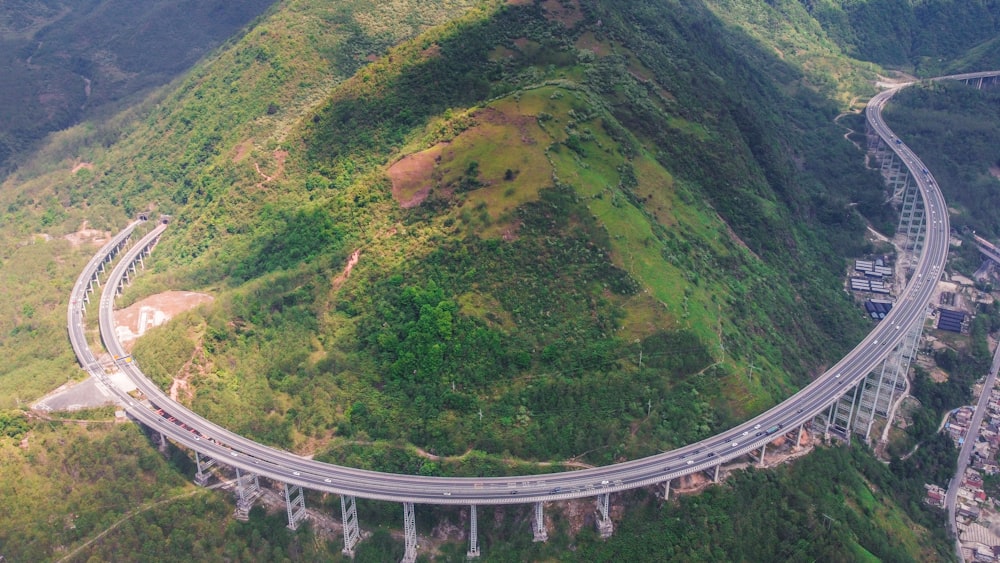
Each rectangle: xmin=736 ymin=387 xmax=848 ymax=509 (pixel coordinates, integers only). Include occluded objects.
xmin=64 ymin=221 xmax=110 ymax=248
xmin=930 ymin=367 xmax=949 ymax=383
xmin=232 ymin=139 xmax=253 ymax=163
xmin=478 ymin=105 xmax=537 ymax=138
xmin=332 ymin=249 xmax=361 ymax=290
xmin=388 ymin=142 xmax=449 ymax=208
xmin=114 ymin=291 xmax=214 ymax=352
xmin=421 ymin=43 xmax=441 ymax=59
xmin=254 ymin=162 xmax=273 ymax=183
xmin=272 ymin=148 xmax=288 ymax=178
xmin=576 ymin=31 xmax=611 ymax=56
xmin=71 ymin=161 xmax=94 ymax=174
xmin=489 ymin=45 xmax=516 ymax=61
xmin=388 ymin=105 xmax=542 ymax=209
xmin=540 ymin=0 xmax=583 ymax=27
xmin=252 ymin=149 xmax=288 ymax=187
xmin=501 ymin=220 xmax=521 ymax=242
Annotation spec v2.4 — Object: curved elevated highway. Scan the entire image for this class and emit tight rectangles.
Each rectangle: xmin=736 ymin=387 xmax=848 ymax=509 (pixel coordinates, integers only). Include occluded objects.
xmin=66 ymin=72 xmax=997 ymax=533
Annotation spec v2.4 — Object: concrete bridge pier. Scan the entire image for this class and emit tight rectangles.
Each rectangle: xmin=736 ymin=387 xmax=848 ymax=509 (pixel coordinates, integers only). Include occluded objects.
xmin=401 ymin=502 xmax=417 ymax=563
xmin=532 ymin=502 xmax=548 ymax=542
xmin=467 ymin=505 xmax=480 ymax=559
xmin=796 ymin=423 xmax=806 ymax=447
xmin=830 ymin=383 xmax=862 ymax=445
xmin=341 ymin=495 xmax=361 ymax=556
xmin=700 ymin=464 xmax=721 ymax=483
xmin=284 ymin=483 xmax=307 ymax=531
xmin=961 ymin=76 xmax=998 ymax=90
xmin=897 ymin=180 xmax=926 ymax=260
xmin=596 ymin=493 xmax=613 ymax=538
xmin=662 ymin=479 xmax=672 ymax=500
xmin=194 ymin=451 xmax=215 ymax=486
xmin=758 ymin=444 xmax=767 ymax=467
xmin=699 ymin=467 xmax=711 ymax=481
xmin=233 ymin=468 xmax=262 ymax=521
xmin=824 ymin=402 xmax=836 ymax=438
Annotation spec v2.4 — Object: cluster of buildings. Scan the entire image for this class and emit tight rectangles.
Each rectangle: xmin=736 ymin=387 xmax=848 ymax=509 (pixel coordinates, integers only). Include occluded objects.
xmin=939 ymin=308 xmax=968 ymax=334
xmin=849 ymin=258 xmax=894 ymax=295
xmin=932 ymin=388 xmax=1000 ymax=561
xmin=864 ymin=299 xmax=894 ymax=321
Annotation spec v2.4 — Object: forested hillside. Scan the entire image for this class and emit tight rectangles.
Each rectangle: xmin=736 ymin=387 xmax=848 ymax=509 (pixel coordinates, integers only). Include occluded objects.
xmin=2 ymin=0 xmax=999 ymax=560
xmin=802 ymin=0 xmax=1000 ymax=72
xmin=0 ymin=0 xmax=276 ymax=173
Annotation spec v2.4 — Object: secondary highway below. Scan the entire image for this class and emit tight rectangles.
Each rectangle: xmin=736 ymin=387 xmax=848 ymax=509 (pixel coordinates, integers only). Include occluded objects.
xmin=67 ymin=72 xmax=997 ymax=507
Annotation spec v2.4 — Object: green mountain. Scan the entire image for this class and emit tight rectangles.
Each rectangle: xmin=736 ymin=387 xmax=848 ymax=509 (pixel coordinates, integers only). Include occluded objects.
xmin=2 ymin=0 xmax=998 ymax=560
xmin=0 ymin=0 xmax=277 ymax=172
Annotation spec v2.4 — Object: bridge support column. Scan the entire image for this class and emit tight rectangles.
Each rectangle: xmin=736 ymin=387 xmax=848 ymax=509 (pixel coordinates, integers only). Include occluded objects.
xmin=796 ymin=423 xmax=805 ymax=447
xmin=662 ymin=479 xmax=671 ymax=500
xmin=758 ymin=444 xmax=767 ymax=467
xmin=158 ymin=431 xmax=167 ymax=452
xmin=847 ymin=383 xmax=862 ymax=445
xmin=467 ymin=505 xmax=480 ymax=559
xmin=401 ymin=502 xmax=417 ymax=563
xmin=532 ymin=502 xmax=548 ymax=542
xmin=284 ymin=483 xmax=307 ymax=531
xmin=713 ymin=463 xmax=720 ymax=483
xmin=194 ymin=451 xmax=216 ymax=486
xmin=862 ymin=322 xmax=922 ymax=442
xmin=897 ymin=180 xmax=926 ymax=267
xmin=596 ymin=493 xmax=613 ymax=538
xmin=341 ymin=495 xmax=361 ymax=556
xmin=831 ymin=383 xmax=862 ymax=444
xmin=233 ymin=468 xmax=262 ymax=521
